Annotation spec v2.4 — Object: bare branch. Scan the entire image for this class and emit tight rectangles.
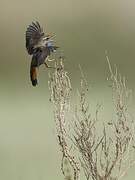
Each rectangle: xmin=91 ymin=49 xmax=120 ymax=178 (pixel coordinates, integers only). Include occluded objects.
xmin=48 ymin=56 xmax=135 ymax=180
xmin=48 ymin=58 xmax=80 ymax=180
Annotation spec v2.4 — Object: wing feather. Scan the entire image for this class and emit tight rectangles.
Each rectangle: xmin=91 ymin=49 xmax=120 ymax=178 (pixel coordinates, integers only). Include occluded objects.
xmin=26 ymin=21 xmax=45 ymax=55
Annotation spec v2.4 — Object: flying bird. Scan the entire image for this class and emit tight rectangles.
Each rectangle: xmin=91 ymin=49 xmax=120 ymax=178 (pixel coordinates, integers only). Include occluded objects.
xmin=25 ymin=21 xmax=58 ymax=86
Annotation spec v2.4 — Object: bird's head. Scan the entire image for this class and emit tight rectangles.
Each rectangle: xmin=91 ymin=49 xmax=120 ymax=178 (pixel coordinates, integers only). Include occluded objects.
xmin=43 ymin=33 xmax=56 ymax=47
xmin=43 ymin=33 xmax=55 ymax=42
xmin=43 ymin=33 xmax=59 ymax=52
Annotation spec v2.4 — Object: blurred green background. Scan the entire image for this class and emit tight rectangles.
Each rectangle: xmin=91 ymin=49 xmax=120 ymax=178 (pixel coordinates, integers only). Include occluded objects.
xmin=0 ymin=0 xmax=135 ymax=179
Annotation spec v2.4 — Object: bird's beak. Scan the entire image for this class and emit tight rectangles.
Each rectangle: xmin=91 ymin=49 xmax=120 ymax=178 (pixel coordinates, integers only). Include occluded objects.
xmin=47 ymin=33 xmax=56 ymax=39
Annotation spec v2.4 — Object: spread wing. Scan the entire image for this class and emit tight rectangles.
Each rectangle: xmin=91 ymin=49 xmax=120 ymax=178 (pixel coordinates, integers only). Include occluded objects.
xmin=26 ymin=21 xmax=45 ymax=55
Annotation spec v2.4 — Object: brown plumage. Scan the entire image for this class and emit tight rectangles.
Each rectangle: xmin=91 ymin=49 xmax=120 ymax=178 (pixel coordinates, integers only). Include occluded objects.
xmin=30 ymin=66 xmax=38 ymax=86
xmin=25 ymin=21 xmax=59 ymax=86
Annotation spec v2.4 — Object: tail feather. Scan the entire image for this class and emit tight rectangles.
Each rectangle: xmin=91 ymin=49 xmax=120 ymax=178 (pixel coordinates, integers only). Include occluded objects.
xmin=30 ymin=66 xmax=38 ymax=86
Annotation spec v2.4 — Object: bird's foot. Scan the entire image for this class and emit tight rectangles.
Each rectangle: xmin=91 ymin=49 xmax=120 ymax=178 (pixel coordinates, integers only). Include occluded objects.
xmin=44 ymin=62 xmax=55 ymax=69
xmin=47 ymin=58 xmax=55 ymax=62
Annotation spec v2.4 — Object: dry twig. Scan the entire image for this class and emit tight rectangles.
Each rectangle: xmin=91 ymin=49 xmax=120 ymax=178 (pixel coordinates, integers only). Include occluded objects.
xmin=48 ymin=58 xmax=80 ymax=180
xmin=48 ymin=56 xmax=135 ymax=180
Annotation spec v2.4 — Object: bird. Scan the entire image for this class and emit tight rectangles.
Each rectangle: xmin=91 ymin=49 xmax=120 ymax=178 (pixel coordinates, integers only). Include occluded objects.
xmin=25 ymin=21 xmax=59 ymax=86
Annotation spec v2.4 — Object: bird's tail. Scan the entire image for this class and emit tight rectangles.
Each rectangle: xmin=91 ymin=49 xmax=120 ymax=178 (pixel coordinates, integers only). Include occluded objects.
xmin=30 ymin=65 xmax=38 ymax=86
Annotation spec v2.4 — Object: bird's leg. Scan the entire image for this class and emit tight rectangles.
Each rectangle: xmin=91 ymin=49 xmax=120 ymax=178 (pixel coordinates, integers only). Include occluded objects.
xmin=47 ymin=58 xmax=55 ymax=62
xmin=44 ymin=62 xmax=55 ymax=69
xmin=46 ymin=56 xmax=55 ymax=62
